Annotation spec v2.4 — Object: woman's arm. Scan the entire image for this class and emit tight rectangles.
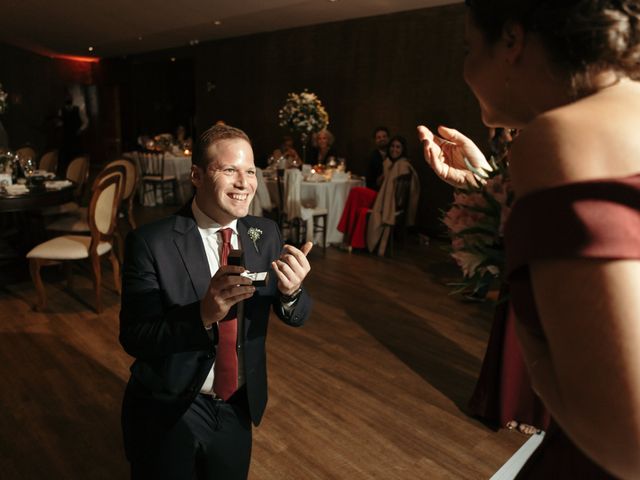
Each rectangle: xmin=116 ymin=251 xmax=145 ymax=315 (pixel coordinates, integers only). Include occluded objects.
xmin=523 ymin=259 xmax=640 ymax=479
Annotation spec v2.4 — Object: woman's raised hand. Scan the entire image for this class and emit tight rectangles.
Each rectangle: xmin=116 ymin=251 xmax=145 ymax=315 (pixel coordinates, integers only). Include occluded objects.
xmin=417 ymin=125 xmax=492 ymax=188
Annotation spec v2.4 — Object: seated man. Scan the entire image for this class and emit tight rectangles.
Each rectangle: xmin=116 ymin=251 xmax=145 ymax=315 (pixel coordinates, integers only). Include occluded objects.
xmin=365 ymin=126 xmax=390 ymax=190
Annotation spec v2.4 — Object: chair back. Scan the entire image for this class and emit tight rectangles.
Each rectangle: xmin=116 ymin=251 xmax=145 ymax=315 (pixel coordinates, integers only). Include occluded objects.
xmin=88 ymin=167 xmax=124 ymax=248
xmin=39 ymin=150 xmax=59 ymax=173
xmin=283 ymin=168 xmax=303 ymax=219
xmin=394 ymin=173 xmax=413 ymax=212
xmin=15 ymin=146 xmax=36 ymax=163
xmin=248 ymin=167 xmax=271 ymax=216
xmin=66 ymin=155 xmax=90 ymax=200
xmin=91 ymin=164 xmax=127 ymax=192
xmin=105 ymin=158 xmax=138 ymax=202
xmin=138 ymin=150 xmax=165 ymax=178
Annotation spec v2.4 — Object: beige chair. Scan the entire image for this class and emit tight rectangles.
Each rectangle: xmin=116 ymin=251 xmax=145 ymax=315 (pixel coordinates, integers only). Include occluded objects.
xmin=45 ymin=164 xmax=126 ymax=233
xmin=137 ymin=150 xmax=177 ymax=205
xmin=41 ymin=155 xmax=90 ymax=216
xmin=39 ymin=150 xmax=59 ymax=173
xmin=105 ymin=158 xmax=138 ymax=229
xmin=27 ymin=166 xmax=124 ymax=313
xmin=281 ymin=168 xmax=327 ymax=254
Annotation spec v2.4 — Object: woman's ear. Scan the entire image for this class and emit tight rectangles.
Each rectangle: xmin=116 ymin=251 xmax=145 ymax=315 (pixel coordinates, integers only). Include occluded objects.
xmin=502 ymin=20 xmax=525 ymax=64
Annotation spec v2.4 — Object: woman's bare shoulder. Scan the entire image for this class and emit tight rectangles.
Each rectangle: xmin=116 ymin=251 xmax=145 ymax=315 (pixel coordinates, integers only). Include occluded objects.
xmin=510 ymin=82 xmax=640 ymax=197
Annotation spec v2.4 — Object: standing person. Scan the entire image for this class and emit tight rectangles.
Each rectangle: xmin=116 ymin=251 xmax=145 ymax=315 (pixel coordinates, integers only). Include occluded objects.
xmin=119 ymin=124 xmax=313 ymax=479
xmin=419 ymin=1 xmax=640 ymax=477
xmin=365 ymin=126 xmax=390 ymax=190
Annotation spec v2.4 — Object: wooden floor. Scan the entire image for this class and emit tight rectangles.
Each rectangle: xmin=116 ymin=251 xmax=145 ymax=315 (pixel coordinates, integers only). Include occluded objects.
xmin=0 ymin=209 xmax=527 ymax=479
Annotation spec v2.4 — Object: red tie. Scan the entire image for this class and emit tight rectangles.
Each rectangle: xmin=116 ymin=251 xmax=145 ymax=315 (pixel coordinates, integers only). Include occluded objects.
xmin=213 ymin=227 xmax=238 ymax=401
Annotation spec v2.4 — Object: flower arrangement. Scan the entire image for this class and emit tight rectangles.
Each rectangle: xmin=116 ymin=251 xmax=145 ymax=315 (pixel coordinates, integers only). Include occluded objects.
xmin=278 ymin=90 xmax=329 ymax=136
xmin=443 ymin=150 xmax=514 ymax=299
xmin=0 ymin=83 xmax=8 ymax=114
xmin=247 ymin=227 xmax=263 ymax=253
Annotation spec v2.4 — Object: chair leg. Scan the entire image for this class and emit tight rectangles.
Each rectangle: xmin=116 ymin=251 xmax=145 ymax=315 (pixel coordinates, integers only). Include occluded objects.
xmin=63 ymin=261 xmax=74 ymax=290
xmin=90 ymin=252 xmax=102 ymax=314
xmin=109 ymin=250 xmax=121 ymax=294
xmin=321 ymin=215 xmax=327 ymax=256
xmin=29 ymin=258 xmax=47 ymax=311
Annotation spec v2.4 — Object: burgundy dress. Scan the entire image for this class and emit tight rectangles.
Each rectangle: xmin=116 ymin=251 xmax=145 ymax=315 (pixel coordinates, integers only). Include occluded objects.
xmin=505 ymin=174 xmax=640 ymax=478
xmin=467 ymin=290 xmax=550 ymax=431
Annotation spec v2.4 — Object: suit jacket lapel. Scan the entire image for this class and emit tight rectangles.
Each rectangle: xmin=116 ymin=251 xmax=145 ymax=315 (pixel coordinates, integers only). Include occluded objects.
xmin=173 ymin=206 xmax=211 ymax=299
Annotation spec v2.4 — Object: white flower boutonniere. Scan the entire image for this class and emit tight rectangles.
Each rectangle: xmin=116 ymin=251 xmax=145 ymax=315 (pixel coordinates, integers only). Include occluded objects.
xmin=247 ymin=227 xmax=263 ymax=253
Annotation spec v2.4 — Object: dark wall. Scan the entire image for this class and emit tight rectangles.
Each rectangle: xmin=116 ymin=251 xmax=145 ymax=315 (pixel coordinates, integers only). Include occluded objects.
xmin=0 ymin=43 xmax=107 ymax=170
xmin=192 ymin=3 xmax=487 ymax=235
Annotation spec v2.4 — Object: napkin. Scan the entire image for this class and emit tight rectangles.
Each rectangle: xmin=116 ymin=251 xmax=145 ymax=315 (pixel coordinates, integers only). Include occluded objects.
xmin=4 ymin=184 xmax=29 ymax=195
xmin=45 ymin=180 xmax=73 ymax=190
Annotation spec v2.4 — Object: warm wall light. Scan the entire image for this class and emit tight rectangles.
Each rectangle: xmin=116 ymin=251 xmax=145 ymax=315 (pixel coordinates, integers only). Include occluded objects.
xmin=214 ymin=20 xmax=222 ymax=25
xmin=88 ymin=46 xmax=94 ymax=52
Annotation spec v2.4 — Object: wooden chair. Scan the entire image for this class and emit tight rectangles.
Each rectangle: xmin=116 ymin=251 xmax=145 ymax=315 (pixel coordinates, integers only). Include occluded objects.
xmin=41 ymin=155 xmax=90 ymax=216
xmin=104 ymin=158 xmax=138 ymax=229
xmin=386 ymin=173 xmax=413 ymax=257
xmin=45 ymin=164 xmax=126 ymax=234
xmin=39 ymin=150 xmax=59 ymax=173
xmin=281 ymin=168 xmax=327 ymax=254
xmin=137 ymin=150 xmax=177 ymax=205
xmin=27 ymin=166 xmax=124 ymax=313
xmin=15 ymin=146 xmax=37 ymax=164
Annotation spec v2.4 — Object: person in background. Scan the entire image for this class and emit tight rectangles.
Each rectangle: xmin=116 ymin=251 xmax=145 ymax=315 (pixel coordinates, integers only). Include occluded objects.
xmin=365 ymin=126 xmax=390 ymax=191
xmin=308 ymin=129 xmax=338 ymax=165
xmin=119 ymin=124 xmax=313 ymax=479
xmin=419 ymin=0 xmax=640 ymax=477
xmin=175 ymin=124 xmax=193 ymax=150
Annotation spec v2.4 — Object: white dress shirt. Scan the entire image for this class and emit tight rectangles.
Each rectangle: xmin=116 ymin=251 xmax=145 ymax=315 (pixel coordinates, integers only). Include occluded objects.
xmin=192 ymin=199 xmax=244 ymax=395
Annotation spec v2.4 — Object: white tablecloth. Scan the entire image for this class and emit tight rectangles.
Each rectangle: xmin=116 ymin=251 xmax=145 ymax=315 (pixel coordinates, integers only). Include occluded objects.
xmin=266 ymin=176 xmax=365 ymax=245
xmin=124 ymin=151 xmax=193 ymax=206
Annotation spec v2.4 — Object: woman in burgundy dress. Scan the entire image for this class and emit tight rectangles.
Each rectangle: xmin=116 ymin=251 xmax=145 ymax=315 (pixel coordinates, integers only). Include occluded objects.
xmin=419 ymin=0 xmax=640 ymax=477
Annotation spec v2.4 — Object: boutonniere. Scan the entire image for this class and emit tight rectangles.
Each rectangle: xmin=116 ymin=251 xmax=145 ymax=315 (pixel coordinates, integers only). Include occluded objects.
xmin=247 ymin=227 xmax=263 ymax=253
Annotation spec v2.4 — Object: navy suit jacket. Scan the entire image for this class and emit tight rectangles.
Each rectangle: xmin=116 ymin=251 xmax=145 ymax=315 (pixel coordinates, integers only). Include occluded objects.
xmin=119 ymin=203 xmax=312 ymax=460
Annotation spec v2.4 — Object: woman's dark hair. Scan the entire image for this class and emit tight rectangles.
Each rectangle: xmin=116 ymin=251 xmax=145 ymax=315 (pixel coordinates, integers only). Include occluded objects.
xmin=387 ymin=135 xmax=408 ymax=160
xmin=465 ymin=0 xmax=640 ymax=96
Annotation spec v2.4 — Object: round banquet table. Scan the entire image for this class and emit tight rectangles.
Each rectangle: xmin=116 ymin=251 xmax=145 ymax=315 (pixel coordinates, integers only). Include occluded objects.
xmin=0 ymin=183 xmax=76 ymax=213
xmin=0 ymin=183 xmax=77 ymax=258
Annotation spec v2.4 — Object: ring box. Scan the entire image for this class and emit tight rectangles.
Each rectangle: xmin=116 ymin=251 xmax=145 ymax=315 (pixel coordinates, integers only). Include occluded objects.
xmin=228 ymin=249 xmax=268 ymax=287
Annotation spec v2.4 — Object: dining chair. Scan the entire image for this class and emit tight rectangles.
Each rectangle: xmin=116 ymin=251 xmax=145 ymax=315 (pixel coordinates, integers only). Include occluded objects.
xmin=45 ymin=164 xmax=127 ymax=237
xmin=386 ymin=173 xmax=413 ymax=257
xmin=248 ymin=167 xmax=272 ymax=217
xmin=137 ymin=150 xmax=177 ymax=205
xmin=282 ymin=168 xmax=327 ymax=254
xmin=27 ymin=166 xmax=124 ymax=313
xmin=104 ymin=158 xmax=138 ymax=230
xmin=41 ymin=155 xmax=90 ymax=216
xmin=39 ymin=150 xmax=59 ymax=174
xmin=15 ymin=145 xmax=37 ymax=164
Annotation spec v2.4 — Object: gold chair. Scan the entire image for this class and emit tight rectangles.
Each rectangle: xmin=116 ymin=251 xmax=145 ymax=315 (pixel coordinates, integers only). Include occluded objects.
xmin=137 ymin=150 xmax=177 ymax=205
xmin=281 ymin=169 xmax=327 ymax=254
xmin=27 ymin=166 xmax=124 ymax=313
xmin=39 ymin=150 xmax=59 ymax=173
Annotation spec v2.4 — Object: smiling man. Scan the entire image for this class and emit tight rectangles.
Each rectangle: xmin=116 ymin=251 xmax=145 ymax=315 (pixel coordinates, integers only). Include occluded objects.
xmin=119 ymin=124 xmax=313 ymax=479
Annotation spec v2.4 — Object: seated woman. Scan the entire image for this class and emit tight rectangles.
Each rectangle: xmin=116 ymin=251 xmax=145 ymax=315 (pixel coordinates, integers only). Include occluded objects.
xmin=339 ymin=135 xmax=414 ymax=251
xmin=271 ymin=135 xmax=301 ymax=168
xmin=308 ymin=129 xmax=338 ymax=165
xmin=175 ymin=125 xmax=192 ymax=150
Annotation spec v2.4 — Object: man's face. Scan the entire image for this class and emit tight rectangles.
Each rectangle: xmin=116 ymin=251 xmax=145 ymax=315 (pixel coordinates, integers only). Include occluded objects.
xmin=192 ymin=138 xmax=257 ymax=224
xmin=374 ymin=130 xmax=389 ymax=150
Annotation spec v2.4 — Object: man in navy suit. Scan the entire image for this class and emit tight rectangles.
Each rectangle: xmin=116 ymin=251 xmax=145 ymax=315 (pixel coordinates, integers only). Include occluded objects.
xmin=119 ymin=124 xmax=313 ymax=479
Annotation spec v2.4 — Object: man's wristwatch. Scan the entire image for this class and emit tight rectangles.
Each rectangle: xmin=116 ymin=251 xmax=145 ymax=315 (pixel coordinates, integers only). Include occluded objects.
xmin=279 ymin=287 xmax=303 ymax=303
